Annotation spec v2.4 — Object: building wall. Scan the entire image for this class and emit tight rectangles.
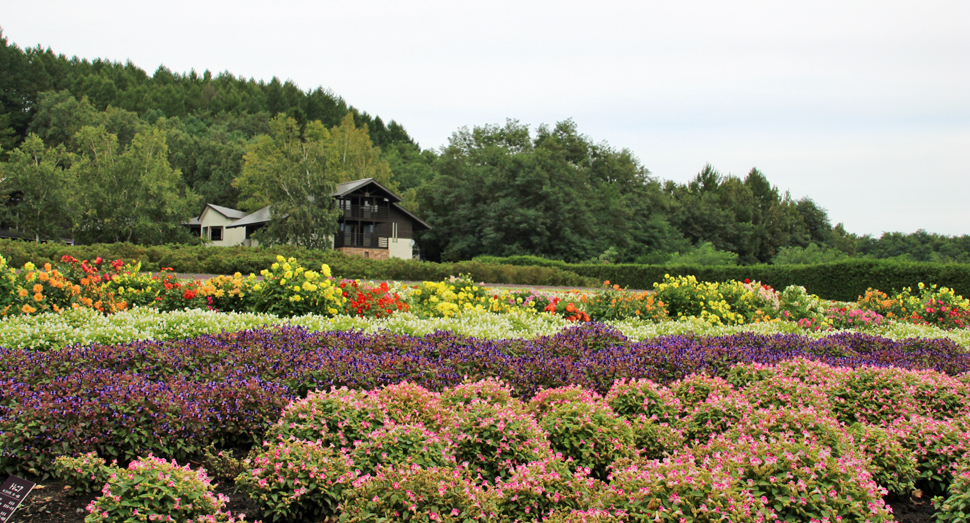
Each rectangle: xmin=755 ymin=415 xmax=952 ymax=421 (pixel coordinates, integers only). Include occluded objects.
xmin=388 ymin=239 xmax=412 ymax=260
xmin=338 ymin=247 xmax=389 ymax=260
xmin=387 ymin=206 xmax=414 ymax=238
xmin=198 ymin=208 xmax=247 ymax=247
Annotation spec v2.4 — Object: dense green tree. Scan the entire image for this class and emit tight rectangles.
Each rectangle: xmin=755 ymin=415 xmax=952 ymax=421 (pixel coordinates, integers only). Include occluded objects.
xmin=70 ymin=125 xmax=199 ymax=244
xmin=0 ymin=134 xmax=72 ymax=241
xmin=417 ymin=119 xmax=682 ymax=263
xmin=773 ymin=243 xmax=849 ymax=265
xmin=329 ymin=113 xmax=394 ymax=186
xmin=234 ymin=115 xmax=340 ymax=249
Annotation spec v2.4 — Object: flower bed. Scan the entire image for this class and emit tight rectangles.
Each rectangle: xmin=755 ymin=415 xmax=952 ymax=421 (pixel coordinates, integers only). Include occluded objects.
xmin=3 ymin=323 xmax=969 ymax=480
xmin=46 ymin=368 xmax=970 ymax=522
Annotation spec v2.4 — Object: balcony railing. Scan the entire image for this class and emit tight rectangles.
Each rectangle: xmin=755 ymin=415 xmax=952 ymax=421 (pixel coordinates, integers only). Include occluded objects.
xmin=342 ymin=205 xmax=388 ymax=220
xmin=339 ymin=233 xmax=388 ymax=249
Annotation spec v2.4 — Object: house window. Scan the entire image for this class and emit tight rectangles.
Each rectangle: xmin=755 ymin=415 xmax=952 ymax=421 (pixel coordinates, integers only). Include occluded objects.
xmin=392 ymin=222 xmax=398 ymax=242
xmin=202 ymin=227 xmax=208 ymax=238
xmin=210 ymin=226 xmax=224 ymax=241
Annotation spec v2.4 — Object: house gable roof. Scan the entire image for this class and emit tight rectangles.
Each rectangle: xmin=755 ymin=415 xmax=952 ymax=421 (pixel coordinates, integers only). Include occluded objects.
xmin=225 ymin=206 xmax=273 ymax=229
xmin=333 ymin=178 xmax=402 ymax=202
xmin=391 ymin=202 xmax=431 ymax=231
xmin=203 ymin=203 xmax=248 ymax=220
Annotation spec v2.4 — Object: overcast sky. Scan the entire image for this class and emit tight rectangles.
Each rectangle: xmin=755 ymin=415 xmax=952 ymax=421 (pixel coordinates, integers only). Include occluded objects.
xmin=4 ymin=0 xmax=969 ymax=237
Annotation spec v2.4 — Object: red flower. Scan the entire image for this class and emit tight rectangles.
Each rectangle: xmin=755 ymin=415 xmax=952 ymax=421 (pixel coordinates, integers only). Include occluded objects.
xmin=94 ymin=257 xmax=103 ymax=265
xmin=184 ymin=290 xmax=197 ymax=300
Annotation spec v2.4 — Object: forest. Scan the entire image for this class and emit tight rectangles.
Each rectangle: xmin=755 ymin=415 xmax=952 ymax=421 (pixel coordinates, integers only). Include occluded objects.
xmin=1 ymin=31 xmax=968 ymax=264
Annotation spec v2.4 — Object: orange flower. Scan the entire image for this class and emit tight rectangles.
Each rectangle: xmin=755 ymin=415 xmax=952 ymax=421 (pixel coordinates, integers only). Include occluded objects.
xmin=604 ymin=280 xmax=611 ymax=286
xmin=52 ymin=304 xmax=60 ymax=312
xmin=33 ymin=284 xmax=43 ymax=293
xmin=44 ymin=263 xmax=52 ymax=272
xmin=17 ymin=289 xmax=28 ymax=298
xmin=38 ymin=272 xmax=49 ymax=282
xmin=80 ymin=278 xmax=90 ymax=286
xmin=33 ymin=293 xmax=43 ymax=302
xmin=21 ymin=304 xmax=36 ymax=314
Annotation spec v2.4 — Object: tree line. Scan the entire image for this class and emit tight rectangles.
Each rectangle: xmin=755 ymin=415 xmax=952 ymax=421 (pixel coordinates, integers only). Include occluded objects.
xmin=1 ymin=31 xmax=968 ymax=264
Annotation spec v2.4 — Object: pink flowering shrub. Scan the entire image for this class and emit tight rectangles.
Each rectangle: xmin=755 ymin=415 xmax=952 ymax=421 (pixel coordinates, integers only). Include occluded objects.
xmin=725 ymin=406 xmax=851 ymax=458
xmin=670 ymin=374 xmax=736 ymax=404
xmin=440 ymin=378 xmax=518 ymax=409
xmin=235 ymin=438 xmax=356 ymax=522
xmin=445 ymin=400 xmax=554 ymax=483
xmin=349 ymin=423 xmax=457 ymax=475
xmin=824 ymin=306 xmax=887 ymax=330
xmin=544 ymin=508 xmax=628 ymax=523
xmin=537 ymin=399 xmax=638 ymax=481
xmin=492 ymin=457 xmax=603 ymax=522
xmin=51 ymin=451 xmax=110 ymax=495
xmin=889 ymin=415 xmax=970 ymax=495
xmin=528 ymin=385 xmax=605 ymax=417
xmin=736 ymin=373 xmax=834 ymax=411
xmin=933 ymin=459 xmax=970 ymax=522
xmin=599 ymin=452 xmax=775 ymax=522
xmin=675 ymin=391 xmax=753 ymax=442
xmin=368 ymin=381 xmax=454 ymax=430
xmin=830 ymin=366 xmax=969 ymax=425
xmin=846 ymin=422 xmax=919 ymax=496
xmin=693 ymin=434 xmax=894 ymax=522
xmin=340 ymin=464 xmax=495 ymax=522
xmin=265 ymin=387 xmax=384 ymax=447
xmin=604 ymin=378 xmax=681 ymax=424
xmin=86 ymin=455 xmax=250 ymax=523
xmin=702 ymin=436 xmax=888 ymax=521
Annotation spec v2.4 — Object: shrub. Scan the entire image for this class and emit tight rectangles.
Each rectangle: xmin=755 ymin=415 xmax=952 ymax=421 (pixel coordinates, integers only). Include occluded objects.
xmin=368 ymin=381 xmax=453 ymax=430
xmin=246 ymin=256 xmax=345 ymax=317
xmin=670 ymin=373 xmax=736 ymax=404
xmin=85 ymin=455 xmax=249 ymax=523
xmin=889 ymin=415 xmax=970 ymax=495
xmin=445 ymin=400 xmax=554 ymax=483
xmin=528 ymin=385 xmax=605 ymax=417
xmin=340 ymin=464 xmax=495 ymax=522
xmin=675 ymin=391 xmax=753 ymax=443
xmin=846 ymin=422 xmax=919 ymax=497
xmin=339 ymin=279 xmax=409 ymax=318
xmin=440 ymin=378 xmax=518 ymax=409
xmin=933 ymin=460 xmax=970 ymax=523
xmin=349 ymin=423 xmax=457 ymax=476
xmin=235 ymin=438 xmax=356 ymax=522
xmin=694 ymin=435 xmax=893 ymax=522
xmin=493 ymin=457 xmax=603 ymax=522
xmin=51 ymin=452 xmax=111 ymax=496
xmin=537 ymin=399 xmax=638 ymax=481
xmin=265 ymin=387 xmax=384 ymax=448
xmin=598 ymin=453 xmax=774 ymax=522
xmin=605 ymin=378 xmax=681 ymax=424
xmin=580 ymin=282 xmax=668 ymax=322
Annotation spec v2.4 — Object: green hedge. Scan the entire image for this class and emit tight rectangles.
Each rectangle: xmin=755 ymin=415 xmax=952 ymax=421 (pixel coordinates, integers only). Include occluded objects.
xmin=0 ymin=241 xmax=597 ymax=288
xmin=475 ymin=255 xmax=970 ymax=301
xmin=571 ymin=261 xmax=970 ymax=301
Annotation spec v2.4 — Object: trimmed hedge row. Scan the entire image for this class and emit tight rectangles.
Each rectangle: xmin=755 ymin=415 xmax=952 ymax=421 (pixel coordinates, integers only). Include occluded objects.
xmin=477 ymin=255 xmax=970 ymax=301
xmin=0 ymin=240 xmax=596 ymax=288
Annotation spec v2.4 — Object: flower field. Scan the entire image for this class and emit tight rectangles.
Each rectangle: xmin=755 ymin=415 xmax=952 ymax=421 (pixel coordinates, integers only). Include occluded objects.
xmin=3 ymin=253 xmax=970 ymax=521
